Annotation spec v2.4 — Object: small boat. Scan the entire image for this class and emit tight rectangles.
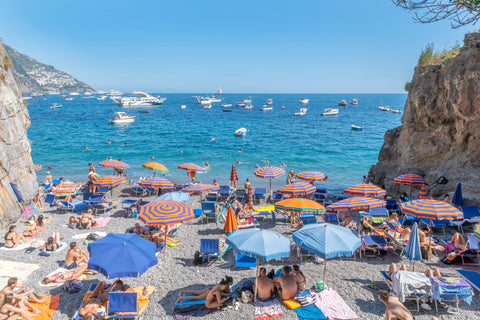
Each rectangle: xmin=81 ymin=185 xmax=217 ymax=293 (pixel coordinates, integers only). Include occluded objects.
xmin=351 ymin=125 xmax=363 ymax=131
xmin=350 ymin=98 xmax=358 ymax=105
xmin=50 ymin=103 xmax=62 ymax=109
xmin=61 ymin=95 xmax=67 ymax=98
xmin=96 ymin=95 xmax=107 ymax=101
xmin=180 ymin=105 xmax=186 ymax=109
xmin=70 ymin=92 xmax=80 ymax=96
xmin=109 ymin=112 xmax=136 ymax=124
xmin=299 ymin=98 xmax=309 ymax=104
xmin=338 ymin=100 xmax=348 ymax=106
xmin=222 ymin=104 xmax=232 ymax=107
xmin=223 ymin=109 xmax=233 ymax=112
xmin=242 ymin=98 xmax=252 ymax=103
xmin=245 ymin=104 xmax=253 ymax=110
xmin=294 ymin=107 xmax=308 ymax=116
xmin=281 ymin=106 xmax=285 ymax=109
xmin=64 ymin=97 xmax=74 ymax=101
xmin=260 ymin=105 xmax=273 ymax=111
xmin=378 ymin=106 xmax=390 ymax=111
xmin=138 ymin=109 xmax=150 ymax=113
xmin=266 ymin=99 xmax=273 ymax=105
xmin=321 ymin=108 xmax=339 ymax=116
xmin=236 ymin=104 xmax=245 ymax=107
xmin=234 ymin=127 xmax=247 ymax=136
xmin=390 ymin=108 xmax=402 ymax=114
xmin=204 ymin=104 xmax=212 ymax=109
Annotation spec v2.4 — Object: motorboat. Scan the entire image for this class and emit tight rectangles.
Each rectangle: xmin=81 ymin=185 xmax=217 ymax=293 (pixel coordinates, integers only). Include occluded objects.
xmin=245 ymin=104 xmax=253 ymax=110
xmin=108 ymin=90 xmax=124 ymax=95
xmin=350 ymin=98 xmax=358 ymax=105
xmin=84 ymin=92 xmax=93 ymax=95
xmin=23 ymin=96 xmax=32 ymax=100
xmin=223 ymin=109 xmax=233 ymax=112
xmin=390 ymin=108 xmax=402 ymax=114
xmin=378 ymin=105 xmax=390 ymax=111
xmin=260 ymin=105 xmax=273 ymax=111
xmin=299 ymin=98 xmax=309 ymax=104
xmin=31 ymin=93 xmax=45 ymax=97
xmin=321 ymin=108 xmax=339 ymax=116
xmin=266 ymin=99 xmax=273 ymax=105
xmin=204 ymin=104 xmax=212 ymax=109
xmin=138 ymin=109 xmax=150 ymax=113
xmin=109 ymin=112 xmax=136 ymax=124
xmin=281 ymin=106 xmax=285 ymax=109
xmin=70 ymin=92 xmax=80 ymax=96
xmin=242 ymin=98 xmax=252 ymax=103
xmin=222 ymin=104 xmax=232 ymax=107
xmin=180 ymin=105 xmax=186 ymax=109
xmin=338 ymin=100 xmax=348 ymax=106
xmin=216 ymin=88 xmax=223 ymax=96
xmin=236 ymin=104 xmax=245 ymax=107
xmin=234 ymin=127 xmax=247 ymax=136
xmin=50 ymin=103 xmax=62 ymax=109
xmin=96 ymin=95 xmax=107 ymax=101
xmin=64 ymin=97 xmax=74 ymax=101
xmin=111 ymin=92 xmax=166 ymax=107
xmin=351 ymin=125 xmax=363 ymax=131
xmin=195 ymin=96 xmax=221 ymax=104
xmin=294 ymin=107 xmax=308 ymax=116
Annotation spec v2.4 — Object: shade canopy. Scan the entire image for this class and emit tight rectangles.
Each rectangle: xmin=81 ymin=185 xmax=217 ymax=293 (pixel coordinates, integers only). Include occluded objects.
xmin=344 ymin=183 xmax=386 ymax=198
xmin=177 ymin=163 xmax=206 ymax=172
xmin=99 ymin=159 xmax=130 ymax=169
xmin=154 ymin=191 xmax=190 ymax=203
xmin=181 ymin=183 xmax=220 ymax=194
xmin=142 ymin=162 xmax=169 ymax=174
xmin=88 ymin=233 xmax=157 ymax=279
xmin=139 ymin=177 xmax=174 ymax=189
xmin=226 ymin=228 xmax=290 ymax=261
xmin=404 ymin=222 xmax=422 ymax=262
xmin=394 ymin=174 xmax=427 ymax=186
xmin=92 ymin=175 xmax=127 ymax=187
xmin=277 ymin=182 xmax=316 ymax=196
xmin=327 ymin=197 xmax=385 ymax=212
xmin=292 ymin=223 xmax=361 ymax=259
xmin=33 ymin=164 xmax=43 ymax=172
xmin=224 ymin=207 xmax=238 ymax=234
xmin=275 ymin=198 xmax=326 ymax=214
xmin=452 ymin=183 xmax=464 ymax=207
xmin=254 ymin=166 xmax=286 ymax=179
xmin=418 ymin=184 xmax=427 ymax=199
xmin=295 ymin=171 xmax=327 ymax=182
xmin=230 ymin=164 xmax=238 ymax=182
xmin=399 ymin=199 xmax=463 ymax=221
xmin=138 ymin=200 xmax=195 ymax=225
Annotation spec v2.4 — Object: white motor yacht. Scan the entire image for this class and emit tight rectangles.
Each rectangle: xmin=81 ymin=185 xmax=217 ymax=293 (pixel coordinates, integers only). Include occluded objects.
xmin=242 ymin=98 xmax=252 ymax=103
xmin=96 ymin=95 xmax=107 ymax=101
xmin=70 ymin=92 xmax=80 ymax=96
xmin=111 ymin=92 xmax=166 ymax=107
xmin=234 ymin=128 xmax=247 ymax=136
xmin=321 ymin=108 xmax=339 ymax=116
xmin=109 ymin=112 xmax=136 ymax=124
xmin=299 ymin=98 xmax=309 ymax=104
xmin=245 ymin=104 xmax=253 ymax=110
xmin=266 ymin=99 xmax=273 ymax=105
xmin=222 ymin=104 xmax=232 ymax=107
xmin=378 ymin=105 xmax=390 ymax=111
xmin=390 ymin=108 xmax=402 ymax=114
xmin=108 ymin=90 xmax=124 ymax=95
xmin=294 ymin=107 xmax=308 ymax=116
xmin=64 ymin=97 xmax=74 ymax=101
xmin=260 ymin=105 xmax=273 ymax=111
xmin=350 ymin=98 xmax=358 ymax=105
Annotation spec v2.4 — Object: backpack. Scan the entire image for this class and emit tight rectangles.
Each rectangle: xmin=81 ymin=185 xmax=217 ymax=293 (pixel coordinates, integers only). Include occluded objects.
xmin=64 ymin=280 xmax=82 ymax=293
xmin=193 ymin=251 xmax=203 ymax=265
xmin=87 ymin=233 xmax=100 ymax=241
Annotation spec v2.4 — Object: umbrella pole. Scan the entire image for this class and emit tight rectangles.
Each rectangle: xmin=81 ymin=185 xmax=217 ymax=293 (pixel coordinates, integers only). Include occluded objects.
xmin=323 ymin=253 xmax=326 ymax=288
xmin=164 ymin=224 xmax=167 ymax=258
xmin=412 ymin=260 xmax=415 ymax=272
xmin=410 ymin=185 xmax=412 ymax=199
xmin=356 ymin=210 xmax=362 ymax=259
xmin=254 ymin=259 xmax=259 ymax=303
xmin=427 ymin=219 xmax=432 ymax=260
xmin=269 ymin=179 xmax=272 ymax=200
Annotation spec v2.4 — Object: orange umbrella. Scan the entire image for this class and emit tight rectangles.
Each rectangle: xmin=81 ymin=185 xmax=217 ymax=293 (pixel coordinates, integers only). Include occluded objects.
xmin=224 ymin=207 xmax=238 ymax=234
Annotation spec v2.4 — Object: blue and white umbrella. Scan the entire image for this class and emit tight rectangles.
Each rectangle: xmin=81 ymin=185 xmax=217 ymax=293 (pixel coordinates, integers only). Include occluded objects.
xmin=404 ymin=222 xmax=422 ymax=271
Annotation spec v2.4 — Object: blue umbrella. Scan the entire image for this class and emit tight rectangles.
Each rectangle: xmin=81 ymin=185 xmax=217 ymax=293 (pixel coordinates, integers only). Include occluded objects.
xmin=452 ymin=183 xmax=464 ymax=207
xmin=154 ymin=191 xmax=190 ymax=203
xmin=404 ymin=222 xmax=422 ymax=271
xmin=293 ymin=223 xmax=361 ymax=284
xmin=88 ymin=233 xmax=158 ymax=279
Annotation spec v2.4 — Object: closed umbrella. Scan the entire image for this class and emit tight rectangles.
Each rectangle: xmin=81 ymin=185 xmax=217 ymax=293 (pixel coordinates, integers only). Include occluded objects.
xmin=223 ymin=207 xmax=238 ymax=234
xmin=344 ymin=183 xmax=386 ymax=198
xmin=394 ymin=174 xmax=428 ymax=197
xmin=404 ymin=222 xmax=422 ymax=271
xmin=418 ymin=184 xmax=427 ymax=199
xmin=88 ymin=233 xmax=157 ymax=278
xmin=142 ymin=162 xmax=169 ymax=176
xmin=33 ymin=164 xmax=43 ymax=173
xmin=452 ymin=183 xmax=464 ymax=207
xmin=277 ymin=182 xmax=316 ymax=197
xmin=296 ymin=171 xmax=327 ymax=183
xmin=293 ymin=223 xmax=361 ymax=285
xmin=230 ymin=164 xmax=239 ymax=188
xmin=254 ymin=166 xmax=286 ymax=198
xmin=248 ymin=186 xmax=254 ymax=208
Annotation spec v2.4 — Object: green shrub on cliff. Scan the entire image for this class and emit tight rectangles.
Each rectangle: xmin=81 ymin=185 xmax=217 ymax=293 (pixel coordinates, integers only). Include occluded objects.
xmin=417 ymin=42 xmax=460 ymax=66
xmin=2 ymin=55 xmax=12 ymax=70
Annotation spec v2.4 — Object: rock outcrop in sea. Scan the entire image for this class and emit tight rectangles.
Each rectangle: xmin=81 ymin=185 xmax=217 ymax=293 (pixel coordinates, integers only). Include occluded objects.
xmin=0 ymin=40 xmax=37 ymax=227
xmin=369 ymin=32 xmax=480 ymax=203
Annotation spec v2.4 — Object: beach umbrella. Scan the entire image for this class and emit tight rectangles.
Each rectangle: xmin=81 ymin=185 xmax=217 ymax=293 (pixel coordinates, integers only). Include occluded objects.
xmin=394 ymin=174 xmax=428 ymax=197
xmin=292 ymin=223 xmax=360 ymax=285
xmin=248 ymin=186 xmax=254 ymax=207
xmin=142 ymin=162 xmax=169 ymax=176
xmin=344 ymin=183 xmax=386 ymax=198
xmin=226 ymin=228 xmax=290 ymax=302
xmin=277 ymin=182 xmax=316 ymax=197
xmin=400 ymin=199 xmax=463 ymax=253
xmin=404 ymin=222 xmax=422 ymax=271
xmin=181 ymin=183 xmax=219 ymax=201
xmin=177 ymin=163 xmax=206 ymax=172
xmin=9 ymin=182 xmax=23 ymax=205
xmin=474 ymin=223 xmax=480 ymax=242
xmin=223 ymin=206 xmax=238 ymax=234
xmin=33 ymin=164 xmax=43 ymax=173
xmin=139 ymin=177 xmax=174 ymax=189
xmin=87 ymin=233 xmax=157 ymax=279
xmin=254 ymin=166 xmax=286 ymax=197
xmin=230 ymin=164 xmax=239 ymax=187
xmin=296 ymin=171 xmax=327 ymax=182
xmin=452 ymin=183 xmax=464 ymax=207
xmin=92 ymin=175 xmax=127 ymax=199
xmin=418 ymin=184 xmax=427 ymax=199
xmin=138 ymin=200 xmax=195 ymax=257
xmin=275 ymin=198 xmax=326 ymax=215
xmin=99 ymin=159 xmax=130 ymax=175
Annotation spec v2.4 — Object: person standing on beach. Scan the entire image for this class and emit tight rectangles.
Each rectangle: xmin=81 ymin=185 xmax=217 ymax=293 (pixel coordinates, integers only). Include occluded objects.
xmin=286 ymin=170 xmax=295 ymax=185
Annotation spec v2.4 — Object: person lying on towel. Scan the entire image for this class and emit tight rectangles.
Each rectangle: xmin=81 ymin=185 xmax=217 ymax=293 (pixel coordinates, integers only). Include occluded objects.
xmin=273 ymin=266 xmax=297 ymax=300
xmin=79 ymin=281 xmax=114 ymax=319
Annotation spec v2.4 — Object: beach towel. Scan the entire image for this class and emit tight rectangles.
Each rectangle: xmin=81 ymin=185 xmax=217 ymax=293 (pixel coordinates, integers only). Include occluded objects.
xmin=173 ymin=304 xmax=219 ymax=320
xmin=0 ymin=241 xmax=32 ymax=251
xmin=27 ymin=294 xmax=61 ymax=320
xmin=118 ymin=286 xmax=155 ymax=316
xmin=255 ymin=299 xmax=283 ymax=320
xmin=313 ymin=288 xmax=358 ymax=319
xmin=23 ymin=204 xmax=42 ymax=218
xmin=72 ymin=231 xmax=107 ymax=239
xmin=293 ymin=304 xmax=328 ymax=320
xmin=91 ymin=217 xmax=111 ymax=228
xmin=40 ymin=242 xmax=68 ymax=254
xmin=39 ymin=268 xmax=95 ymax=288
xmin=0 ymin=260 xmax=40 ymax=290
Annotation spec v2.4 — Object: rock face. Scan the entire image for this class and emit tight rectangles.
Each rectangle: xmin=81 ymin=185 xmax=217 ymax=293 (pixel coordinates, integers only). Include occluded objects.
xmin=369 ymin=32 xmax=480 ymax=203
xmin=0 ymin=41 xmax=38 ymax=227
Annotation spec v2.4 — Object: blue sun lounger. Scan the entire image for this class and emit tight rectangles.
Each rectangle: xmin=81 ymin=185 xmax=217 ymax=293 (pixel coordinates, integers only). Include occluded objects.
xmin=107 ymin=292 xmax=139 ymax=318
xmin=457 ymin=269 xmax=480 ymax=292
xmin=235 ymin=252 xmax=256 ymax=268
xmin=380 ymin=271 xmax=429 ymax=312
xmin=198 ymin=239 xmax=230 ymax=265
xmin=57 ymin=200 xmax=90 ymax=212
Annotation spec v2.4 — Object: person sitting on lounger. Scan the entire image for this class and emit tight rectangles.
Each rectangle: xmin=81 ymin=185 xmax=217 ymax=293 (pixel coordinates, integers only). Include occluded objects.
xmin=147 ymin=231 xmax=180 ymax=247
xmin=292 ymin=265 xmax=306 ymax=292
xmin=0 ymin=293 xmax=35 ymax=320
xmin=43 ymin=233 xmax=61 ymax=252
xmin=98 ymin=196 xmax=121 ymax=208
xmin=65 ymin=242 xmax=89 ymax=270
xmin=3 ymin=225 xmax=31 ymax=248
xmin=0 ymin=277 xmax=44 ymax=314
xmin=112 ymin=280 xmax=132 ymax=292
xmin=273 ymin=266 xmax=298 ymax=300
xmin=78 ymin=281 xmax=114 ymax=319
xmin=448 ymin=233 xmax=467 ymax=250
xmin=41 ymin=265 xmax=88 ymax=284
xmin=253 ymin=267 xmax=274 ymax=301
xmin=205 ymin=276 xmax=233 ymax=309
xmin=134 ymin=223 xmax=149 ymax=236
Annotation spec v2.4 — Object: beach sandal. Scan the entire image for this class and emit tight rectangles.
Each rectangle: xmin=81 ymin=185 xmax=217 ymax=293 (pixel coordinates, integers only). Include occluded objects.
xmin=25 ymin=247 xmax=36 ymax=253
xmin=369 ymin=283 xmax=376 ymax=289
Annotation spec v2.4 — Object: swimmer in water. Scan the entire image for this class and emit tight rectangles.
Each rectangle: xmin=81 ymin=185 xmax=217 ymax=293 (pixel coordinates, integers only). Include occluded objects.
xmin=238 ymin=149 xmax=243 ymax=152
xmin=179 ymin=150 xmax=183 ymax=154
xmin=83 ymin=146 xmax=88 ymax=150
xmin=210 ymin=138 xmax=216 ymax=141
xmin=204 ymin=162 xmax=210 ymax=167
xmin=124 ymin=142 xmax=128 ymax=146
xmin=237 ymin=160 xmax=242 ymax=164
xmin=255 ymin=164 xmax=259 ymax=168
xmin=107 ymin=141 xmax=111 ymax=144
xmin=152 ymin=156 xmax=155 ymax=160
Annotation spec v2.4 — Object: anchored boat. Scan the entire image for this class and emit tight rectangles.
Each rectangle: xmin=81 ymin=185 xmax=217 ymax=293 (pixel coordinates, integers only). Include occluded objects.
xmin=109 ymin=112 xmax=136 ymax=124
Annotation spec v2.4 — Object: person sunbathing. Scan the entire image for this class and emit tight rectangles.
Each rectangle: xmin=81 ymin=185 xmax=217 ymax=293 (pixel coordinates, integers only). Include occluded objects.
xmin=133 ymin=223 xmax=149 ymax=236
xmin=65 ymin=242 xmax=89 ymax=270
xmin=41 ymin=265 xmax=88 ymax=284
xmin=253 ymin=267 xmax=274 ymax=300
xmin=273 ymin=266 xmax=298 ymax=300
xmin=0 ymin=277 xmax=44 ymax=313
xmin=79 ymin=210 xmax=96 ymax=229
xmin=292 ymin=265 xmax=306 ymax=292
xmin=147 ymin=232 xmax=180 ymax=246
xmin=43 ymin=232 xmax=62 ymax=252
xmin=418 ymin=228 xmax=444 ymax=251
xmin=177 ymin=287 xmax=214 ymax=304
xmin=69 ymin=216 xmax=79 ymax=228
xmin=78 ymin=281 xmax=113 ymax=319
xmin=205 ymin=276 xmax=233 ymax=309
xmin=448 ymin=233 xmax=467 ymax=250
xmin=4 ymin=225 xmax=31 ymax=248
xmin=385 ymin=263 xmax=442 ymax=286
xmin=0 ymin=293 xmax=35 ymax=320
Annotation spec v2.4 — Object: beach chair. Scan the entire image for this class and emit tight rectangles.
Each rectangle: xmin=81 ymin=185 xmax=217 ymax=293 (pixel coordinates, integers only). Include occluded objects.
xmin=82 ymin=192 xmax=93 ymax=201
xmin=107 ymin=292 xmax=139 ymax=318
xmin=450 ymin=205 xmax=480 ymax=233
xmin=384 ymin=231 xmax=406 ymax=256
xmin=197 ymin=239 xmax=231 ymax=265
xmin=232 ymin=189 xmax=246 ymax=200
xmin=218 ymin=185 xmax=230 ymax=201
xmin=271 ymin=191 xmax=283 ymax=202
xmin=205 ymin=193 xmax=218 ymax=202
xmin=337 ymin=195 xmax=348 ymax=201
xmin=90 ymin=201 xmax=119 ymax=214
xmin=56 ymin=200 xmax=89 ymax=212
xmin=362 ymin=235 xmax=388 ymax=258
xmin=457 ymin=269 xmax=480 ymax=292
xmin=301 ymin=214 xmax=316 ymax=226
xmin=201 ymin=201 xmax=217 ymax=223
xmin=71 ymin=283 xmax=103 ymax=320
xmin=254 ymin=188 xmax=267 ymax=204
xmin=370 ymin=207 xmax=389 ymax=223
xmin=459 ymin=234 xmax=480 ymax=264
xmin=315 ymin=187 xmax=327 ymax=194
xmin=430 ymin=276 xmax=473 ymax=313
xmin=324 ymin=213 xmax=339 ymax=224
xmin=385 ymin=199 xmax=398 ymax=213
xmin=235 ymin=252 xmax=256 ymax=268
xmin=96 ymin=186 xmax=109 ymax=194
xmin=22 ymin=204 xmax=41 ymax=218
xmin=380 ymin=271 xmax=429 ymax=312
xmin=44 ymin=193 xmax=56 ymax=207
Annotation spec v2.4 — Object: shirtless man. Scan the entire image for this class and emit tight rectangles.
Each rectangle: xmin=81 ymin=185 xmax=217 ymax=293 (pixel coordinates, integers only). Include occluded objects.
xmin=253 ymin=267 xmax=274 ymax=300
xmin=78 ymin=281 xmax=111 ymax=319
xmin=273 ymin=266 xmax=297 ymax=300
xmin=0 ymin=278 xmax=43 ymax=315
xmin=65 ymin=242 xmax=89 ymax=269
xmin=292 ymin=265 xmax=306 ymax=292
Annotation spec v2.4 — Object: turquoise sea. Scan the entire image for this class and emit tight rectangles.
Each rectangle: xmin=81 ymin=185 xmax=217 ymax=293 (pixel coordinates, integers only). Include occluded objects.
xmin=27 ymin=93 xmax=406 ymax=190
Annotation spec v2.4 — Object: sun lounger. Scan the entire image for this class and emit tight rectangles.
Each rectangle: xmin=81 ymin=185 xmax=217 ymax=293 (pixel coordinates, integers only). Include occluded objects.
xmin=385 ymin=199 xmax=398 ymax=213
xmin=324 ymin=213 xmax=339 ymax=224
xmin=235 ymin=252 xmax=256 ymax=268
xmin=362 ymin=235 xmax=388 ymax=257
xmin=381 ymin=271 xmax=431 ymax=312
xmin=238 ymin=220 xmax=259 ymax=229
xmin=370 ymin=207 xmax=389 ymax=223
xmin=457 ymin=270 xmax=480 ymax=292
xmin=198 ymin=239 xmax=230 ymax=265
xmin=254 ymin=188 xmax=267 ymax=204
xmin=301 ymin=214 xmax=316 ymax=226
xmin=90 ymin=201 xmax=119 ymax=214
xmin=430 ymin=276 xmax=473 ymax=313
xmin=57 ymin=200 xmax=90 ymax=212
xmin=271 ymin=191 xmax=283 ymax=203
xmin=217 ymin=185 xmax=231 ymax=201
xmin=107 ymin=292 xmax=139 ymax=318
xmin=201 ymin=201 xmax=217 ymax=224
xmin=450 ymin=205 xmax=480 ymax=233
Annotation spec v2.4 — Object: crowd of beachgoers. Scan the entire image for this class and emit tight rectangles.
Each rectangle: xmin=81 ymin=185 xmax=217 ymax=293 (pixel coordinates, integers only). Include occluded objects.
xmin=1 ymin=162 xmax=480 ymax=320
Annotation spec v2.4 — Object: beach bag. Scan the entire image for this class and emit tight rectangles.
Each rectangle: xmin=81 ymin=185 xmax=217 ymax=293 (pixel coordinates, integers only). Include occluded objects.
xmin=87 ymin=233 xmax=100 ymax=241
xmin=295 ymin=292 xmax=317 ymax=307
xmin=64 ymin=280 xmax=82 ymax=293
xmin=193 ymin=251 xmax=203 ymax=265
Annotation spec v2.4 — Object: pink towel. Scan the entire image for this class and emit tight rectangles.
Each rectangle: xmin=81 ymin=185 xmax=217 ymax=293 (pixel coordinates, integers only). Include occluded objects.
xmin=92 ymin=217 xmax=111 ymax=228
xmin=313 ymin=288 xmax=358 ymax=319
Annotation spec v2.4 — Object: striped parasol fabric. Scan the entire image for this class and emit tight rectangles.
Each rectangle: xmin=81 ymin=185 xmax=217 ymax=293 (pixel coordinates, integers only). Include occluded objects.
xmin=177 ymin=163 xmax=206 ymax=172
xmin=275 ymin=198 xmax=326 ymax=214
xmin=418 ymin=184 xmax=427 ymax=199
xmin=92 ymin=175 xmax=127 ymax=187
xmin=142 ymin=162 xmax=169 ymax=175
xmin=394 ymin=174 xmax=428 ymax=186
xmin=33 ymin=164 xmax=43 ymax=172
xmin=327 ymin=197 xmax=385 ymax=212
xmin=474 ymin=223 xmax=480 ymax=242
xmin=248 ymin=186 xmax=254 ymax=207
xmin=99 ymin=159 xmax=130 ymax=169
xmin=181 ymin=183 xmax=220 ymax=194
xmin=296 ymin=171 xmax=327 ymax=182
xmin=399 ymin=199 xmax=463 ymax=221
xmin=344 ymin=183 xmax=387 ymax=198
xmin=277 ymin=182 xmax=316 ymax=196
xmin=139 ymin=177 xmax=174 ymax=189
xmin=138 ymin=200 xmax=195 ymax=225
xmin=254 ymin=166 xmax=286 ymax=179
xmin=230 ymin=164 xmax=239 ymax=183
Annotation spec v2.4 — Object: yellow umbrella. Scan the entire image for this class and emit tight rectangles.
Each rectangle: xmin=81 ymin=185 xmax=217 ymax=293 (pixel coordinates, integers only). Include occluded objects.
xmin=142 ymin=162 xmax=169 ymax=176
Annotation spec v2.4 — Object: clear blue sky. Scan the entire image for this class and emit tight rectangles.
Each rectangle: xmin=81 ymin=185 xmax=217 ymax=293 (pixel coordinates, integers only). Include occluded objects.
xmin=0 ymin=0 xmax=475 ymax=93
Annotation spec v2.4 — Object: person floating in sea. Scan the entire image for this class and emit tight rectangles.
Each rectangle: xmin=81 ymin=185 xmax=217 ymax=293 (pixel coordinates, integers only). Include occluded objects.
xmin=83 ymin=146 xmax=88 ymax=150
xmin=238 ymin=148 xmax=243 ymax=152
xmin=124 ymin=142 xmax=128 ymax=146
xmin=237 ymin=160 xmax=242 ymax=165
xmin=204 ymin=161 xmax=210 ymax=168
xmin=255 ymin=164 xmax=259 ymax=168
xmin=47 ymin=165 xmax=52 ymax=170
xmin=179 ymin=150 xmax=183 ymax=154
xmin=281 ymin=162 xmax=286 ymax=167
xmin=151 ymin=155 xmax=155 ymax=160
xmin=210 ymin=137 xmax=216 ymax=141
xmin=106 ymin=141 xmax=111 ymax=144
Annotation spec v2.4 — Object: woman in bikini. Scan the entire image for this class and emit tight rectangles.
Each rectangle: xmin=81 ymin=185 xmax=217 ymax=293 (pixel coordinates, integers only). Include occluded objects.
xmin=41 ymin=264 xmax=88 ymax=284
xmin=79 ymin=210 xmax=95 ymax=230
xmin=4 ymin=226 xmax=30 ymax=248
xmin=43 ymin=233 xmax=61 ymax=252
xmin=205 ymin=276 xmax=233 ymax=309
xmin=0 ymin=293 xmax=34 ymax=320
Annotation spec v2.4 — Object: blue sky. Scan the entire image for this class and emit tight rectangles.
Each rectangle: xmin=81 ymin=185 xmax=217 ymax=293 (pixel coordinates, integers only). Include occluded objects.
xmin=0 ymin=0 xmax=475 ymax=93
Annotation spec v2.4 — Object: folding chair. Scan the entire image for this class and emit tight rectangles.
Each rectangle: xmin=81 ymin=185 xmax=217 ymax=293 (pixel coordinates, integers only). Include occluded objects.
xmin=201 ymin=201 xmax=217 ymax=223
xmin=362 ymin=235 xmax=388 ymax=257
xmin=44 ymin=194 xmax=56 ymax=207
xmin=386 ymin=199 xmax=398 ymax=213
xmin=198 ymin=239 xmax=230 ymax=265
xmin=107 ymin=292 xmax=139 ymax=318
xmin=235 ymin=252 xmax=256 ymax=268
xmin=301 ymin=214 xmax=316 ymax=226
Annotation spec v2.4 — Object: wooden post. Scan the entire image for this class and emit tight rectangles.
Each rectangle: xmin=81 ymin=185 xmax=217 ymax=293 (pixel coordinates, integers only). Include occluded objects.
xmin=164 ymin=224 xmax=167 ymax=258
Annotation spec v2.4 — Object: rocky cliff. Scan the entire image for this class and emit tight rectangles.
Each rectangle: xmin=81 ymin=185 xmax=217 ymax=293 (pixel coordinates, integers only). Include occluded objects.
xmin=0 ymin=41 xmax=38 ymax=228
xmin=369 ymin=32 xmax=480 ymax=203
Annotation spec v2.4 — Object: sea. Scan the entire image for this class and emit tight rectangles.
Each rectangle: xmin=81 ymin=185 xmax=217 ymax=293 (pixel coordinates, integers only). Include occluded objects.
xmin=27 ymin=93 xmax=406 ymax=192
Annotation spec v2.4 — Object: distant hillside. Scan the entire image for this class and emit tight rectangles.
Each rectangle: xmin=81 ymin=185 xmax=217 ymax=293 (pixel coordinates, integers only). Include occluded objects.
xmin=4 ymin=44 xmax=94 ymax=93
